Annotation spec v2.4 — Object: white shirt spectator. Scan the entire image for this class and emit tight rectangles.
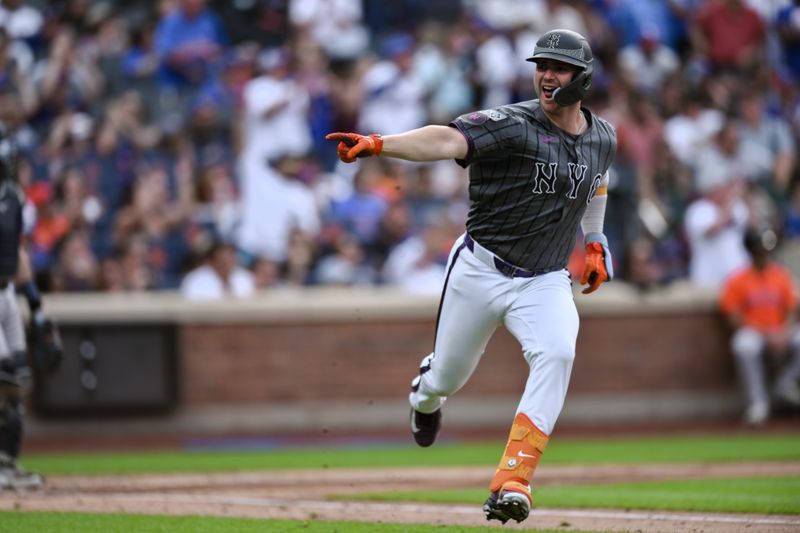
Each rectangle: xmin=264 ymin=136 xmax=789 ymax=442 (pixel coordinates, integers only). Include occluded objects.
xmin=180 ymin=264 xmax=255 ymax=300
xmin=238 ymin=161 xmax=320 ymax=263
xmin=664 ymin=107 xmax=724 ymax=168
xmin=475 ymin=34 xmax=517 ymax=109
xmin=358 ymin=59 xmax=426 ymax=135
xmin=241 ymin=72 xmax=312 ymax=168
xmin=289 ymin=0 xmax=368 ymax=59
xmin=0 ymin=2 xmax=43 ymax=41
xmin=382 ymin=235 xmax=447 ymax=295
xmin=684 ymin=184 xmax=750 ymax=289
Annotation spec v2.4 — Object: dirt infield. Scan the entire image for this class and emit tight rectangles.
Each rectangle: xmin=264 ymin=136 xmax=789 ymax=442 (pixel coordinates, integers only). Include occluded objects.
xmin=2 ymin=462 xmax=800 ymax=532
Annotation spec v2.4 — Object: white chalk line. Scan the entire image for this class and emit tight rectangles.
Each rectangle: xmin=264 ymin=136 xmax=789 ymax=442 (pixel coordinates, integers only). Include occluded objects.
xmin=104 ymin=492 xmax=800 ymax=526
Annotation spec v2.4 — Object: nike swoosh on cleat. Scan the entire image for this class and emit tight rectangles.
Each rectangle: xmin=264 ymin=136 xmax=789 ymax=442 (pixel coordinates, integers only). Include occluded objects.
xmin=517 ymin=451 xmax=538 ymax=458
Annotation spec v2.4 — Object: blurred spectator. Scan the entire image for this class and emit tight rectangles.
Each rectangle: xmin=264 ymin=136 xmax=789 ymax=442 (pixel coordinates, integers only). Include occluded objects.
xmin=212 ymin=0 xmax=290 ymax=46
xmin=240 ymin=46 xmax=312 ymax=175
xmin=50 ymin=228 xmax=99 ymax=291
xmin=663 ymin=86 xmax=724 ymax=169
xmin=153 ymin=0 xmax=227 ymax=94
xmin=683 ymin=166 xmax=750 ymax=289
xmin=736 ymin=89 xmax=797 ymax=193
xmin=249 ymin=256 xmax=282 ymax=290
xmin=112 ymin=162 xmax=194 ymax=288
xmin=289 ymin=0 xmax=369 ymax=61
xmin=777 ymin=1 xmax=800 ymax=83
xmin=357 ymin=32 xmax=426 ymax=134
xmin=312 ymin=231 xmax=374 ymax=286
xmin=381 ymin=213 xmax=455 ymax=295
xmin=327 ymin=160 xmax=388 ymax=248
xmin=623 ymin=0 xmax=687 ymax=50
xmin=180 ymin=238 xmax=254 ymax=299
xmin=419 ymin=22 xmax=474 ymax=124
xmin=617 ymin=31 xmax=680 ymax=96
xmin=624 ymin=235 xmax=668 ymax=290
xmin=238 ymin=153 xmax=320 ymax=264
xmin=720 ymin=228 xmax=800 ymax=425
xmin=470 ymin=17 xmax=517 ymax=110
xmin=293 ymin=39 xmax=337 ymax=170
xmin=0 ymin=0 xmax=44 ymax=47
xmin=692 ymin=0 xmax=765 ymax=72
xmin=29 ymin=26 xmax=104 ymax=132
xmin=120 ymin=19 xmax=161 ymax=119
xmin=616 ymin=91 xmax=664 ymax=181
xmin=692 ymin=117 xmax=750 ymax=187
xmin=283 ymin=226 xmax=315 ymax=285
xmin=0 ymin=26 xmax=33 ymax=99
xmin=405 ymin=164 xmax=449 ymax=230
xmin=114 ymin=232 xmax=159 ymax=291
xmin=191 ymin=158 xmax=239 ymax=241
xmin=369 ymin=199 xmax=413 ymax=271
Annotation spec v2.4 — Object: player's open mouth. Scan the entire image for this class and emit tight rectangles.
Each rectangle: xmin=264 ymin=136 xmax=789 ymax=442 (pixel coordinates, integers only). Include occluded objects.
xmin=541 ymin=86 xmax=556 ymax=100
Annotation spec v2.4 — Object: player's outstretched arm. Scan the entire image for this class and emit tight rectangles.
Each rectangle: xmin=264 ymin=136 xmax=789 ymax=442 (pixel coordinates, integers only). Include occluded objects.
xmin=326 ymin=125 xmax=468 ymax=163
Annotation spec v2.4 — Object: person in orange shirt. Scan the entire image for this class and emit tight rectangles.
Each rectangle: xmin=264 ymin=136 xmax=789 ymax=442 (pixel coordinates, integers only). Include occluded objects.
xmin=720 ymin=229 xmax=800 ymax=425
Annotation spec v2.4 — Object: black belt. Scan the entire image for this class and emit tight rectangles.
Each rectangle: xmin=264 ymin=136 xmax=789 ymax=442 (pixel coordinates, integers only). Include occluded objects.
xmin=463 ymin=233 xmax=538 ymax=278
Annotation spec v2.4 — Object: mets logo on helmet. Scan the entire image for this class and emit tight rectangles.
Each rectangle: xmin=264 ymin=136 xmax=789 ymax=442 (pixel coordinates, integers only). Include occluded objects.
xmin=547 ymin=33 xmax=560 ymax=48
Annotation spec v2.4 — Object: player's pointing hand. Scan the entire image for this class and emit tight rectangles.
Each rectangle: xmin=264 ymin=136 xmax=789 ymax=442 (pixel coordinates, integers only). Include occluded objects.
xmin=325 ymin=132 xmax=383 ymax=163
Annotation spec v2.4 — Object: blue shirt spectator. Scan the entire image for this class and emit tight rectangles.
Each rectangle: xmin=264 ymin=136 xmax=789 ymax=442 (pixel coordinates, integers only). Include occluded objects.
xmin=153 ymin=0 xmax=228 ymax=91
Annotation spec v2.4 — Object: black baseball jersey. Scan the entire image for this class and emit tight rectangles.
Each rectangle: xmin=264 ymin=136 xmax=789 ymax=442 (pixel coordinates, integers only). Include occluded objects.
xmin=0 ymin=180 xmax=23 ymax=278
xmin=450 ymin=99 xmax=616 ymax=272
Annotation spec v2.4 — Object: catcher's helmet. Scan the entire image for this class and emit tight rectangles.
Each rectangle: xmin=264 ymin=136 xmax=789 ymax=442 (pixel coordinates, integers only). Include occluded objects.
xmin=527 ymin=29 xmax=593 ymax=107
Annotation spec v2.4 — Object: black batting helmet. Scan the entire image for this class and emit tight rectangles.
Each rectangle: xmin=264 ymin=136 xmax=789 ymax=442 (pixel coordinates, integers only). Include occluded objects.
xmin=527 ymin=29 xmax=593 ymax=107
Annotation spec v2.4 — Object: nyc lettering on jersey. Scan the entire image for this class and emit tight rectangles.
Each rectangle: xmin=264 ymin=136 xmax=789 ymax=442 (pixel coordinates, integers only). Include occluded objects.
xmin=532 ymin=161 xmax=602 ymax=204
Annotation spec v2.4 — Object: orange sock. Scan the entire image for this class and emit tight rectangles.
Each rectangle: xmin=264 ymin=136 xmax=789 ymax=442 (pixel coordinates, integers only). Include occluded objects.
xmin=489 ymin=413 xmax=549 ymax=493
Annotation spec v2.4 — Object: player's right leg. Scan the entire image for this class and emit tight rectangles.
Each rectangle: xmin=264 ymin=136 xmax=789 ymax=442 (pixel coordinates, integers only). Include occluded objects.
xmin=409 ymin=235 xmax=504 ymax=446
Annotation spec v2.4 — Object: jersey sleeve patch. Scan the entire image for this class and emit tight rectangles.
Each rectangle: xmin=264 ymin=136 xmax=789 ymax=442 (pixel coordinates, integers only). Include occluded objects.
xmin=461 ymin=109 xmax=507 ymax=125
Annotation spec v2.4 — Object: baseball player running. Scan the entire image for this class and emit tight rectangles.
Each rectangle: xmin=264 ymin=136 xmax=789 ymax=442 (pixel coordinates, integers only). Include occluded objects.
xmin=327 ymin=29 xmax=616 ymax=523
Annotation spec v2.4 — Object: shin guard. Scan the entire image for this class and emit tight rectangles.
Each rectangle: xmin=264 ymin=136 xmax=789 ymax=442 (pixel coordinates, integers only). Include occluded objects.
xmin=489 ymin=413 xmax=549 ymax=493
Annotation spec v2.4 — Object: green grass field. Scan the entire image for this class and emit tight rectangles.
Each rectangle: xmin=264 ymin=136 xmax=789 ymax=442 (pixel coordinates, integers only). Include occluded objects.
xmin=4 ymin=431 xmax=800 ymax=532
xmin=0 ymin=511 xmax=598 ymax=533
xmin=346 ymin=475 xmax=800 ymax=514
xmin=22 ymin=432 xmax=800 ymax=475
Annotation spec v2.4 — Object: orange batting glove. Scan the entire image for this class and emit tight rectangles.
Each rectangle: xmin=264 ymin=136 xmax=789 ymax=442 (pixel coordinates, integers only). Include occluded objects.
xmin=325 ymin=132 xmax=383 ymax=163
xmin=580 ymin=232 xmax=613 ymax=294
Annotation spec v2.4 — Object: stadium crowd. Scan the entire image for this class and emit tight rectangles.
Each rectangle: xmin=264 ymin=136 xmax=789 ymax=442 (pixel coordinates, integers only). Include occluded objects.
xmin=3 ymin=0 xmax=800 ymax=297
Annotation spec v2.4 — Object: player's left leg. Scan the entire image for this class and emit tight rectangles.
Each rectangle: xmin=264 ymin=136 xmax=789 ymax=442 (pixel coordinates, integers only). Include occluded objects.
xmin=484 ymin=269 xmax=578 ymax=523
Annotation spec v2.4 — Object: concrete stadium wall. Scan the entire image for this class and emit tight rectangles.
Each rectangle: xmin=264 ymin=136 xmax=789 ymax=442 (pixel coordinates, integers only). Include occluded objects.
xmin=26 ymin=282 xmax=738 ymax=440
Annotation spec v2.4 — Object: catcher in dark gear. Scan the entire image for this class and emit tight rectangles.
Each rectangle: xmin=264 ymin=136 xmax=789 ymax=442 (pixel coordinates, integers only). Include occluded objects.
xmin=0 ymin=127 xmax=59 ymax=490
